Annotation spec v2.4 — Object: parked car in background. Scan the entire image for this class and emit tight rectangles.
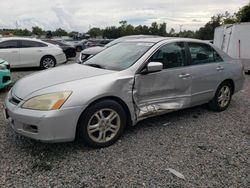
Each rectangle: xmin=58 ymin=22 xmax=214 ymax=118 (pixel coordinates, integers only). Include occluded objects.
xmin=77 ymin=35 xmax=160 ymax=63
xmin=43 ymin=39 xmax=76 ymax=59
xmin=4 ymin=38 xmax=245 ymax=148
xmin=0 ymin=37 xmax=66 ymax=69
xmin=73 ymin=40 xmax=88 ymax=52
xmin=214 ymin=23 xmax=250 ymax=73
xmin=0 ymin=58 xmax=11 ymax=89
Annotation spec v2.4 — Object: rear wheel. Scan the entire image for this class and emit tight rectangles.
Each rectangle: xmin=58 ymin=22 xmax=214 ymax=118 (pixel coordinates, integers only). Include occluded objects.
xmin=77 ymin=100 xmax=126 ymax=148
xmin=40 ymin=56 xmax=56 ymax=69
xmin=209 ymin=82 xmax=233 ymax=112
xmin=76 ymin=46 xmax=82 ymax=52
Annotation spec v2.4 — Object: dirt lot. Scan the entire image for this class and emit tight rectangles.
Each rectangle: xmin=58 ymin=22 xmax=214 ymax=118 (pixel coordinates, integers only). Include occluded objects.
xmin=0 ymin=59 xmax=249 ymax=187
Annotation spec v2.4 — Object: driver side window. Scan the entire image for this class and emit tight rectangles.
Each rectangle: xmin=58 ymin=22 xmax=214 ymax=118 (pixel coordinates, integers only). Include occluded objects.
xmin=148 ymin=42 xmax=187 ymax=69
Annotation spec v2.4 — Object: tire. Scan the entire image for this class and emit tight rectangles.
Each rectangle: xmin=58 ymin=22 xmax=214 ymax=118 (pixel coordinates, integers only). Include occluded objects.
xmin=40 ymin=56 xmax=56 ymax=69
xmin=77 ymin=100 xmax=127 ymax=148
xmin=208 ymin=82 xmax=233 ymax=112
xmin=76 ymin=46 xmax=82 ymax=52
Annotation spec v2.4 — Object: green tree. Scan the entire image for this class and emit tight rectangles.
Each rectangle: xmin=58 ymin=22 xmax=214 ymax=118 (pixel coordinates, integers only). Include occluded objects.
xmin=103 ymin=26 xmax=121 ymax=38
xmin=169 ymin=28 xmax=175 ymax=36
xmin=222 ymin=11 xmax=237 ymax=24
xmin=32 ymin=26 xmax=43 ymax=36
xmin=87 ymin=27 xmax=103 ymax=37
xmin=53 ymin=28 xmax=68 ymax=37
xmin=13 ymin=29 xmax=31 ymax=36
xmin=158 ymin=22 xmax=167 ymax=36
xmin=195 ymin=14 xmax=222 ymax=40
xmin=179 ymin=30 xmax=196 ymax=38
xmin=236 ymin=3 xmax=250 ymax=22
xmin=134 ymin=25 xmax=150 ymax=35
xmin=149 ymin=22 xmax=159 ymax=35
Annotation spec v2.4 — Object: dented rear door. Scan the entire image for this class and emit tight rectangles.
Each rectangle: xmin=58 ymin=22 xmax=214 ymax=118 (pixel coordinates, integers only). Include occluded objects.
xmin=133 ymin=42 xmax=192 ymax=119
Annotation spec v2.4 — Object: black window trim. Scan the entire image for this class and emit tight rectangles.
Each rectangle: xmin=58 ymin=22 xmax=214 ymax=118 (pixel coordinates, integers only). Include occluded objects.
xmin=20 ymin=40 xmax=48 ymax=48
xmin=0 ymin=40 xmax=20 ymax=49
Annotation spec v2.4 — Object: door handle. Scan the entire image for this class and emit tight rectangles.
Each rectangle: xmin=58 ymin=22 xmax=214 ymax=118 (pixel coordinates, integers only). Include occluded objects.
xmin=179 ymin=73 xmax=191 ymax=79
xmin=216 ymin=66 xmax=224 ymax=71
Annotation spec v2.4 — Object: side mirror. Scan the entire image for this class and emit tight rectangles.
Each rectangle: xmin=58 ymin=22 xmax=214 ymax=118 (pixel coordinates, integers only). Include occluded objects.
xmin=142 ymin=62 xmax=163 ymax=74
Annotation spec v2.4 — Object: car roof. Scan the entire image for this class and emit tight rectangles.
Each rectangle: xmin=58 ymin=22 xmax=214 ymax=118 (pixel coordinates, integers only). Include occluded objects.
xmin=0 ymin=37 xmax=43 ymax=42
xmin=124 ymin=37 xmax=210 ymax=44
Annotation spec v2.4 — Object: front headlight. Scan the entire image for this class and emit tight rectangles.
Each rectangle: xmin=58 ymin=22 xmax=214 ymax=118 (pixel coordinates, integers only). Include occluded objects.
xmin=0 ymin=64 xmax=6 ymax=70
xmin=22 ymin=91 xmax=72 ymax=111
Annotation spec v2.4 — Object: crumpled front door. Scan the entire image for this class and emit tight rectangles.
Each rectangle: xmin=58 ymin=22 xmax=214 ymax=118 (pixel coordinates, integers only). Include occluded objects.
xmin=133 ymin=67 xmax=192 ymax=120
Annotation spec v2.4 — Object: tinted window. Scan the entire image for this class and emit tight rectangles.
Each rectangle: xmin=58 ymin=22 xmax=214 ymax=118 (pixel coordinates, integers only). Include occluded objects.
xmin=149 ymin=42 xmax=186 ymax=69
xmin=188 ymin=43 xmax=223 ymax=65
xmin=21 ymin=40 xmax=48 ymax=48
xmin=0 ymin=40 xmax=18 ymax=49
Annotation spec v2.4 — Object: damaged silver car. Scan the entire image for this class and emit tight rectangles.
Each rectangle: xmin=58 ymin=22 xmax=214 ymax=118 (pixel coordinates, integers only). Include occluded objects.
xmin=4 ymin=37 xmax=245 ymax=148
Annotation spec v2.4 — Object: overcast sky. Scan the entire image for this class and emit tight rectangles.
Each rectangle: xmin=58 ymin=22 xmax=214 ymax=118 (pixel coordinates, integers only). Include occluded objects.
xmin=0 ymin=0 xmax=249 ymax=32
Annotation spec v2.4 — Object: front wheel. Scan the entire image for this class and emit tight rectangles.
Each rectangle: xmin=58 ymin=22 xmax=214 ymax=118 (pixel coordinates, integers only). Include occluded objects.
xmin=40 ymin=56 xmax=56 ymax=69
xmin=77 ymin=100 xmax=126 ymax=148
xmin=209 ymin=82 xmax=233 ymax=112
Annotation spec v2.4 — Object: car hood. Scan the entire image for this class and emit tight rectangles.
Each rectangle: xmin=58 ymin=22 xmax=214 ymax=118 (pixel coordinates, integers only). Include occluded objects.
xmin=12 ymin=64 xmax=115 ymax=99
xmin=0 ymin=59 xmax=6 ymax=64
xmin=81 ymin=46 xmax=105 ymax=55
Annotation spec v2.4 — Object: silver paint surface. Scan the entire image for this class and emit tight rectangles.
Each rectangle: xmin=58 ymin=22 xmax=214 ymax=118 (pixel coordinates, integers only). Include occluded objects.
xmin=4 ymin=38 xmax=245 ymax=142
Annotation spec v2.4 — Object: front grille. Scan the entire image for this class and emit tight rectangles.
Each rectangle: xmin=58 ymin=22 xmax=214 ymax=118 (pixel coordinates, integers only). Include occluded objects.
xmin=2 ymin=76 xmax=10 ymax=83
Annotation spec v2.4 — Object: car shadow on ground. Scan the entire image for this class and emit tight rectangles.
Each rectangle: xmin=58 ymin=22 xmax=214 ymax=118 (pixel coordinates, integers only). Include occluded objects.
xmin=4 ymin=103 xmax=229 ymax=172
xmin=10 ymin=104 xmax=209 ymax=151
xmin=10 ymin=67 xmax=41 ymax=72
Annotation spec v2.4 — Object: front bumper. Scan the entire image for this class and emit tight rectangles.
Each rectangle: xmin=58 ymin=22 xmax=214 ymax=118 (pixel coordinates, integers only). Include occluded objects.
xmin=4 ymin=95 xmax=86 ymax=142
xmin=55 ymin=53 xmax=67 ymax=65
xmin=0 ymin=70 xmax=11 ymax=90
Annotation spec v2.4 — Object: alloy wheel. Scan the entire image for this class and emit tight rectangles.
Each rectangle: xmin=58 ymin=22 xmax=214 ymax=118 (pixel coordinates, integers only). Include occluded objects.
xmin=218 ymin=85 xmax=231 ymax=108
xmin=87 ymin=108 xmax=121 ymax=143
xmin=42 ymin=58 xmax=55 ymax=69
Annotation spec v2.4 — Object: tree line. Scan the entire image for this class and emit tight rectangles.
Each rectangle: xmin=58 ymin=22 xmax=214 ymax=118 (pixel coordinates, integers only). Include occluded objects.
xmin=1 ymin=3 xmax=249 ymax=40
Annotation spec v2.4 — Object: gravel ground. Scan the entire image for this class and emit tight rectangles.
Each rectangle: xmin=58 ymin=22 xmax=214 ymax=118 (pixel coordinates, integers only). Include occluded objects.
xmin=0 ymin=59 xmax=250 ymax=187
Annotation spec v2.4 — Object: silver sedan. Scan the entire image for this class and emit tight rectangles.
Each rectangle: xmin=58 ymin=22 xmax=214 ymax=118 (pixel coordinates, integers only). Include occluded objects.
xmin=4 ymin=38 xmax=245 ymax=148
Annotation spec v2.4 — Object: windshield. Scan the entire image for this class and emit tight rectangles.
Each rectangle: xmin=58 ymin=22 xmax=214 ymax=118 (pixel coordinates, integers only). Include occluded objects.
xmin=85 ymin=42 xmax=154 ymax=71
xmin=105 ymin=37 xmax=124 ymax=47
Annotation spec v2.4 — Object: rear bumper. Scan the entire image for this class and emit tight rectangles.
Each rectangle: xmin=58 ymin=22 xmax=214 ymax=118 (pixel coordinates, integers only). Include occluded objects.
xmin=0 ymin=70 xmax=11 ymax=90
xmin=4 ymin=95 xmax=86 ymax=142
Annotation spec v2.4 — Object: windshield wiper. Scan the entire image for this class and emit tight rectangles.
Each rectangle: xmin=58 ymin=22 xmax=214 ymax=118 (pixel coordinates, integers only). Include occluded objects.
xmin=85 ymin=64 xmax=106 ymax=69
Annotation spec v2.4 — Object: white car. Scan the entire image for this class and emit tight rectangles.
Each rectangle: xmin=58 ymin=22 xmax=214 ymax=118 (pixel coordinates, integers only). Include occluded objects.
xmin=0 ymin=37 xmax=67 ymax=69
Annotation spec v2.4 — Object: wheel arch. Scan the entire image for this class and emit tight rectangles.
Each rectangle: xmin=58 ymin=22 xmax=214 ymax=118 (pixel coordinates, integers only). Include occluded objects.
xmin=76 ymin=96 xmax=133 ymax=138
xmin=220 ymin=79 xmax=235 ymax=94
xmin=40 ymin=55 xmax=57 ymax=65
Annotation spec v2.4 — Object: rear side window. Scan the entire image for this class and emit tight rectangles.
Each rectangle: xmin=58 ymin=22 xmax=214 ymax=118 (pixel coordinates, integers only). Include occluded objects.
xmin=149 ymin=42 xmax=187 ymax=69
xmin=0 ymin=40 xmax=18 ymax=49
xmin=21 ymin=40 xmax=48 ymax=48
xmin=188 ymin=42 xmax=223 ymax=65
